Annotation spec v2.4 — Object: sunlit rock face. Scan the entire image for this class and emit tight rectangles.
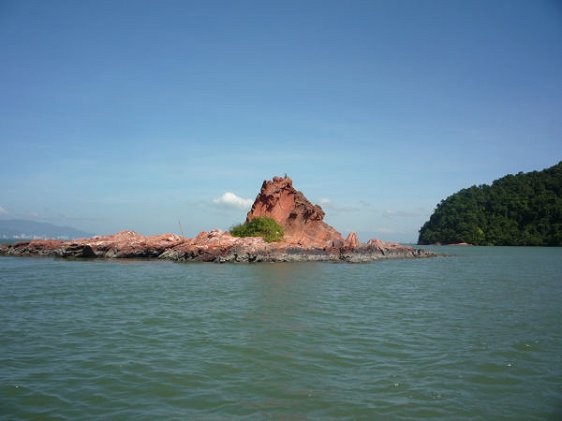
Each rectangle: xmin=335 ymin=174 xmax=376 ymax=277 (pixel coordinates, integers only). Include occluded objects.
xmin=246 ymin=176 xmax=345 ymax=248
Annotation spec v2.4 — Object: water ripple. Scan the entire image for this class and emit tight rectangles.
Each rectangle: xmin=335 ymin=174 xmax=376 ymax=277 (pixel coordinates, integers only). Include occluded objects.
xmin=1 ymin=248 xmax=562 ymax=419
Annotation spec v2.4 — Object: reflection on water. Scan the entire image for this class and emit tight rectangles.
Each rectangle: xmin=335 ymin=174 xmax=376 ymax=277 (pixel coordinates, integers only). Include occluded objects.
xmin=247 ymin=263 xmax=319 ymax=317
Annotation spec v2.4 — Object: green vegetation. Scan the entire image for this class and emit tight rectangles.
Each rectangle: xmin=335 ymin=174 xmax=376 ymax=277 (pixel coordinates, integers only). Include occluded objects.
xmin=418 ymin=162 xmax=562 ymax=246
xmin=230 ymin=216 xmax=285 ymax=243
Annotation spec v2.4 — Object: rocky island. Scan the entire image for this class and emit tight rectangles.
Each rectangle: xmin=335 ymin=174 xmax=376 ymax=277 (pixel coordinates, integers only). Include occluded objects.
xmin=0 ymin=176 xmax=434 ymax=263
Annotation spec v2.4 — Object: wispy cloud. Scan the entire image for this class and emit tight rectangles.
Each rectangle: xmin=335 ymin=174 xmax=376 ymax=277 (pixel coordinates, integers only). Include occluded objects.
xmin=383 ymin=208 xmax=426 ymax=219
xmin=317 ymin=198 xmax=362 ymax=213
xmin=54 ymin=212 xmax=104 ymax=223
xmin=375 ymin=227 xmax=399 ymax=234
xmin=212 ymin=192 xmax=253 ymax=210
xmin=0 ymin=206 xmax=8 ymax=215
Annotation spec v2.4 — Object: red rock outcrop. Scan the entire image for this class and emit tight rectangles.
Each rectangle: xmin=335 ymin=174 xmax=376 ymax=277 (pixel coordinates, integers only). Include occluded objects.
xmin=0 ymin=176 xmax=436 ymax=263
xmin=345 ymin=232 xmax=359 ymax=248
xmin=246 ymin=176 xmax=345 ymax=247
xmin=2 ymin=239 xmax=65 ymax=257
xmin=160 ymin=229 xmax=268 ymax=262
xmin=0 ymin=231 xmax=186 ymax=259
xmin=81 ymin=231 xmax=185 ymax=257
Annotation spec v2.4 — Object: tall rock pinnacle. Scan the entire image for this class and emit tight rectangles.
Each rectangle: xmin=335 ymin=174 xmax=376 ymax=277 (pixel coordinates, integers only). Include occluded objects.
xmin=246 ymin=176 xmax=345 ymax=247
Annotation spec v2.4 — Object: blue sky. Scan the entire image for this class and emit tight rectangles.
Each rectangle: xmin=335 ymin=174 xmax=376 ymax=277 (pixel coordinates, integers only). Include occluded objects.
xmin=1 ymin=0 xmax=561 ymax=242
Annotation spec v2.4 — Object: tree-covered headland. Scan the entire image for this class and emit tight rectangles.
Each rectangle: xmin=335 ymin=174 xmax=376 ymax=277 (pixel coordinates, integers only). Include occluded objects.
xmin=418 ymin=161 xmax=562 ymax=246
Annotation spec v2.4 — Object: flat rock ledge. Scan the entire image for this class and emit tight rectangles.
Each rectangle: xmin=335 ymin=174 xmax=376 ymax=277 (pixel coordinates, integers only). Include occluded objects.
xmin=0 ymin=230 xmax=435 ymax=264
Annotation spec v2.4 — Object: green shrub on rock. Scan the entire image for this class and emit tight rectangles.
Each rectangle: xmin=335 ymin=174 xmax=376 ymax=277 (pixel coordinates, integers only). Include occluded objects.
xmin=230 ymin=217 xmax=284 ymax=243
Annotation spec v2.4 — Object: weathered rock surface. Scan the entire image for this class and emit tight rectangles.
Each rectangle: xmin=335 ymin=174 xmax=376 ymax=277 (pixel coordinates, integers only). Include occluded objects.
xmin=246 ymin=176 xmax=344 ymax=247
xmin=0 ymin=231 xmax=185 ymax=259
xmin=0 ymin=176 xmax=435 ymax=263
xmin=0 ymin=230 xmax=432 ymax=263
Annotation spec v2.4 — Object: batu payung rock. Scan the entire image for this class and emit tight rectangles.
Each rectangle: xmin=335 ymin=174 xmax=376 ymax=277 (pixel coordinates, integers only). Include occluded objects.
xmin=0 ymin=176 xmax=434 ymax=263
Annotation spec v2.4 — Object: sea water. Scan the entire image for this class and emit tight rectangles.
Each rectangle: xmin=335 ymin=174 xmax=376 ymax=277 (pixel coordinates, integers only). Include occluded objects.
xmin=1 ymin=247 xmax=561 ymax=419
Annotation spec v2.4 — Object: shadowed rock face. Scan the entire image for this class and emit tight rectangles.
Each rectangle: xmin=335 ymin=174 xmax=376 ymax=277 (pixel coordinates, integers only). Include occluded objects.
xmin=246 ymin=176 xmax=344 ymax=247
xmin=0 ymin=176 xmax=436 ymax=263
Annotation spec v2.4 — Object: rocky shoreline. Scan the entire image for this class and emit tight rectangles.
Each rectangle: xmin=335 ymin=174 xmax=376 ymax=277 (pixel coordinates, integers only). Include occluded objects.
xmin=0 ymin=229 xmax=433 ymax=263
xmin=0 ymin=176 xmax=435 ymax=263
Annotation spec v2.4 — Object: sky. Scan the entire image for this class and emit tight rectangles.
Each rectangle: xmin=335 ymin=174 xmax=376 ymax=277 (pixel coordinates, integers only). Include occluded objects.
xmin=0 ymin=0 xmax=561 ymax=242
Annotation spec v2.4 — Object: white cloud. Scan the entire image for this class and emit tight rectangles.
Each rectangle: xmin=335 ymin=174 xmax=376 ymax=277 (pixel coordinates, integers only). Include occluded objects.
xmin=0 ymin=206 xmax=8 ymax=215
xmin=318 ymin=198 xmax=331 ymax=205
xmin=213 ymin=192 xmax=253 ymax=210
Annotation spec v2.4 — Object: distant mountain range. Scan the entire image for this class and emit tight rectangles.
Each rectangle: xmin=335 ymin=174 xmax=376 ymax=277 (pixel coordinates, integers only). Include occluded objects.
xmin=0 ymin=219 xmax=93 ymax=240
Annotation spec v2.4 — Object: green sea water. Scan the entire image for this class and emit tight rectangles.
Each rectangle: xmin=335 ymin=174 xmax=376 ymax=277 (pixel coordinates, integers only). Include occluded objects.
xmin=1 ymin=247 xmax=561 ymax=420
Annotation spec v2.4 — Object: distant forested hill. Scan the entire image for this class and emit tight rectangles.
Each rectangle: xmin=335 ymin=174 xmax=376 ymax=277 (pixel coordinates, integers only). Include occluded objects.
xmin=0 ymin=219 xmax=92 ymax=240
xmin=418 ymin=162 xmax=562 ymax=246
